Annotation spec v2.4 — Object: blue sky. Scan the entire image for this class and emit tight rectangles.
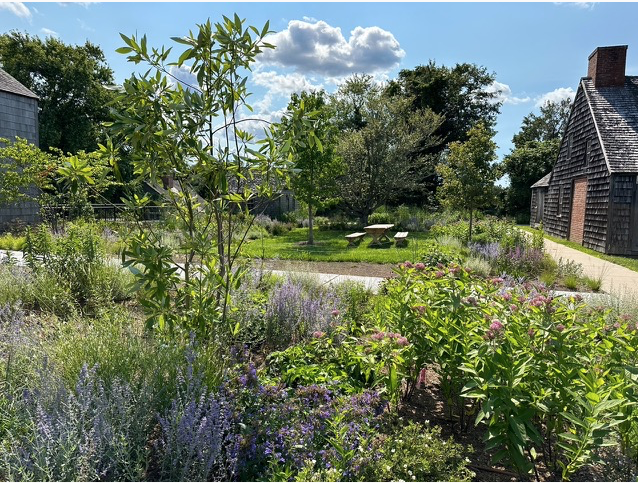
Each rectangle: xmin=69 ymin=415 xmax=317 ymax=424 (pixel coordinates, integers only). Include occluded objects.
xmin=3 ymin=1 xmax=638 ymax=164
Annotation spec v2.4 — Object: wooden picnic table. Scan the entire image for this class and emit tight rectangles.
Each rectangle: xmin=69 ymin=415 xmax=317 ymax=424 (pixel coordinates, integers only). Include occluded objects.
xmin=364 ymin=224 xmax=394 ymax=246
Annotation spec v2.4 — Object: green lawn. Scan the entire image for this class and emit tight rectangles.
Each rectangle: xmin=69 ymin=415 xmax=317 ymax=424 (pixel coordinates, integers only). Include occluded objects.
xmin=520 ymin=226 xmax=638 ymax=273
xmin=241 ymin=228 xmax=432 ymax=263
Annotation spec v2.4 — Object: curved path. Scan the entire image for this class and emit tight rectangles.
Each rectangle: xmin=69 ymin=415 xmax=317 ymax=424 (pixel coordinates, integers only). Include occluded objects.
xmin=542 ymin=238 xmax=638 ymax=297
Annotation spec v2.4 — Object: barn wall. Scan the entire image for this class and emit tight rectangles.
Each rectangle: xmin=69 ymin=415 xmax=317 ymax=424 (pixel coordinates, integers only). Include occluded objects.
xmin=543 ymin=82 xmax=609 ymax=252
xmin=0 ymin=91 xmax=40 ymax=228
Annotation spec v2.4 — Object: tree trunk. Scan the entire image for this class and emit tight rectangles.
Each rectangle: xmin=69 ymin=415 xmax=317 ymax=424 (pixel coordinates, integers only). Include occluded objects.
xmin=468 ymin=208 xmax=474 ymax=243
xmin=360 ymin=212 xmax=369 ymax=226
xmin=308 ymin=202 xmax=314 ymax=245
xmin=308 ymin=165 xmax=314 ymax=245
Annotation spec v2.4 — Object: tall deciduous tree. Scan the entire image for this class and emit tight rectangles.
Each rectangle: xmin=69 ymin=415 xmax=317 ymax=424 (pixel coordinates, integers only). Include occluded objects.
xmin=386 ymin=61 xmax=501 ymax=205
xmin=436 ymin=123 xmax=498 ymax=240
xmin=282 ymin=90 xmax=340 ymax=245
xmin=334 ymin=75 xmax=442 ymax=225
xmin=503 ymin=99 xmax=572 ymax=220
xmin=0 ymin=31 xmax=116 ymax=154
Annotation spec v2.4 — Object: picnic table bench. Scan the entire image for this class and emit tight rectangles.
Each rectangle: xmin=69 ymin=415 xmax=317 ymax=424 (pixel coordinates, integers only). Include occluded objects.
xmin=345 ymin=232 xmax=367 ymax=247
xmin=394 ymin=231 xmax=409 ymax=247
xmin=364 ymin=224 xmax=394 ymax=246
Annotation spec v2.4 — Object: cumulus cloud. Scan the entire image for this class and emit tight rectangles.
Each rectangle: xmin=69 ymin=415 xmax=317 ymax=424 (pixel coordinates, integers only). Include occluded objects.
xmin=486 ymin=81 xmax=532 ymax=105
xmin=554 ymin=2 xmax=596 ymax=9
xmin=0 ymin=2 xmax=31 ymax=19
xmin=40 ymin=28 xmax=59 ymax=38
xmin=168 ymin=65 xmax=198 ymax=90
xmin=258 ymin=19 xmax=405 ymax=76
xmin=252 ymin=70 xmax=323 ymax=97
xmin=535 ymin=87 xmax=576 ymax=107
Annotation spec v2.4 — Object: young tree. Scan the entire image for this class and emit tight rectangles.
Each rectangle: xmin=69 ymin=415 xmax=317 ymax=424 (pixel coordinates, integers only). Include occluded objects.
xmin=281 ymin=90 xmax=340 ymax=244
xmin=436 ymin=123 xmax=498 ymax=240
xmin=106 ymin=16 xmax=318 ymax=340
xmin=0 ymin=32 xmax=116 ymax=154
xmin=503 ymin=99 xmax=572 ymax=220
xmin=334 ymin=76 xmax=443 ymax=225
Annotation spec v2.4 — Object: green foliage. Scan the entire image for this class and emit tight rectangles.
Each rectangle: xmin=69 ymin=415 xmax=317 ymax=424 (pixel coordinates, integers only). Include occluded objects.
xmin=109 ymin=17 xmax=320 ymax=341
xmin=381 ymin=262 xmax=638 ymax=479
xmin=0 ymin=137 xmax=55 ymax=206
xmin=503 ymin=99 xmax=572 ymax=219
xmin=283 ymin=90 xmax=341 ymax=244
xmin=23 ymin=222 xmax=130 ymax=315
xmin=385 ymin=61 xmax=501 ymax=205
xmin=0 ymin=31 xmax=116 ymax=153
xmin=334 ymin=74 xmax=443 ymax=224
xmin=364 ymin=421 xmax=474 ymax=482
xmin=436 ymin=123 xmax=499 ymax=239
xmin=0 ymin=234 xmax=26 ymax=251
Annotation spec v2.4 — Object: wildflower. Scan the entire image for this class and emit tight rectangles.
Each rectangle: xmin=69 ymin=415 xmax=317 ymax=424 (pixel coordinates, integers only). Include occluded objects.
xmin=556 ymin=324 xmax=565 ymax=332
xmin=435 ymin=271 xmax=444 ymax=278
xmin=415 ymin=262 xmax=425 ymax=270
xmin=404 ymin=261 xmax=414 ymax=268
xmin=417 ymin=368 xmax=427 ymax=389
xmin=436 ymin=262 xmax=444 ymax=269
xmin=502 ymin=292 xmax=512 ymax=302
xmin=331 ymin=309 xmax=340 ymax=317
xmin=397 ymin=336 xmax=409 ymax=346
xmin=312 ymin=331 xmax=325 ymax=338
xmin=509 ymin=304 xmax=518 ymax=312
xmin=528 ymin=328 xmax=535 ymax=337
xmin=412 ymin=305 xmax=427 ymax=315
xmin=490 ymin=320 xmax=504 ymax=332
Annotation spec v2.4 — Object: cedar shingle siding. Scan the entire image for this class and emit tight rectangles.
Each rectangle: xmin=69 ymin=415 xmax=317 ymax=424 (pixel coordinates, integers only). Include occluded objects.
xmin=0 ymin=68 xmax=40 ymax=228
xmin=531 ymin=46 xmax=638 ymax=256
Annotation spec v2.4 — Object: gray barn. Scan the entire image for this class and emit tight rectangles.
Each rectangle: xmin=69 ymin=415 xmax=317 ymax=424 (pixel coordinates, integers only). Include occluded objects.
xmin=531 ymin=45 xmax=638 ymax=256
xmin=0 ymin=67 xmax=40 ymax=228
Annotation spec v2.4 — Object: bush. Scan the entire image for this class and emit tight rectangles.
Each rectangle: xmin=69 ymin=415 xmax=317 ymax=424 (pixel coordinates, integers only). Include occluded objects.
xmin=364 ymin=421 xmax=474 ymax=482
xmin=368 ymin=211 xmax=391 ymax=225
xmin=0 ymin=233 xmax=26 ymax=251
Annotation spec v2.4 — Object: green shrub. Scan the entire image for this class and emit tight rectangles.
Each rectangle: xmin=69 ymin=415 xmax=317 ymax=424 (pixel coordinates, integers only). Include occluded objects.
xmin=364 ymin=421 xmax=474 ymax=482
xmin=539 ymin=270 xmax=557 ymax=287
xmin=583 ymin=275 xmax=603 ymax=292
xmin=0 ymin=234 xmax=26 ymax=251
xmin=368 ymin=211 xmax=391 ymax=225
xmin=464 ymin=255 xmax=491 ymax=277
xmin=563 ymin=273 xmax=581 ymax=290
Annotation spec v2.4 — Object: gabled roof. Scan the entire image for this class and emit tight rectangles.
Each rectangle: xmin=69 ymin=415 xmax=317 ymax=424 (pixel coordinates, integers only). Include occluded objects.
xmin=531 ymin=171 xmax=552 ymax=188
xmin=582 ymin=76 xmax=638 ymax=173
xmin=0 ymin=67 xmax=38 ymax=100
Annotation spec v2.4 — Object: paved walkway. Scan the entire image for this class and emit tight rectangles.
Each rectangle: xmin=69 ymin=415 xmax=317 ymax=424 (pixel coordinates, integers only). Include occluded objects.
xmin=542 ymin=238 xmax=638 ymax=297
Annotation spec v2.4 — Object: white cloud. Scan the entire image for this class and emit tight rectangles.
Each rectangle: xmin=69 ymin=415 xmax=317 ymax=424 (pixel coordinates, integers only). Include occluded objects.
xmin=252 ymin=70 xmax=323 ymax=97
xmin=302 ymin=16 xmax=317 ymax=23
xmin=535 ymin=87 xmax=576 ymax=107
xmin=0 ymin=2 xmax=31 ymax=19
xmin=168 ymin=65 xmax=198 ymax=90
xmin=554 ymin=2 xmax=596 ymax=9
xmin=258 ymin=19 xmax=405 ymax=76
xmin=40 ymin=28 xmax=59 ymax=38
xmin=77 ymin=18 xmax=94 ymax=32
xmin=485 ymin=81 xmax=531 ymax=105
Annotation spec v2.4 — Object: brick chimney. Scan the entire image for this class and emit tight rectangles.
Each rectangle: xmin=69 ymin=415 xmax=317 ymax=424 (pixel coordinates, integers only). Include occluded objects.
xmin=588 ymin=45 xmax=628 ymax=87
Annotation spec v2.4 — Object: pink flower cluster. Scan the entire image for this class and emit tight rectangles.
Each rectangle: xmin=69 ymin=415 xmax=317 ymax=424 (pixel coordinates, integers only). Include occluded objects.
xmin=412 ymin=305 xmax=427 ymax=315
xmin=312 ymin=331 xmax=325 ymax=338
xmin=484 ymin=319 xmax=505 ymax=341
xmin=399 ymin=261 xmax=426 ymax=270
xmin=331 ymin=309 xmax=340 ymax=317
xmin=371 ymin=330 xmax=409 ymax=346
xmin=461 ymin=296 xmax=479 ymax=306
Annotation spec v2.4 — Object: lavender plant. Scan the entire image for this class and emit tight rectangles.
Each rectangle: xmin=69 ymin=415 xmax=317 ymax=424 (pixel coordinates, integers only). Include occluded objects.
xmin=2 ymin=362 xmax=153 ymax=481
xmin=264 ymin=278 xmax=342 ymax=349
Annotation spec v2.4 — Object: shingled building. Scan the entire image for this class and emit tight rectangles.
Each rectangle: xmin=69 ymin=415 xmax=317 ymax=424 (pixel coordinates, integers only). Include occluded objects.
xmin=0 ymin=67 xmax=40 ymax=227
xmin=531 ymin=45 xmax=638 ymax=255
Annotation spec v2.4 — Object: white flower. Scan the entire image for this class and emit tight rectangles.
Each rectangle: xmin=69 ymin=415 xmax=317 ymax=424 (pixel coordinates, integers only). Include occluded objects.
xmin=412 ymin=477 xmax=416 ymax=480
xmin=403 ymin=464 xmax=408 ymax=469
xmin=391 ymin=448 xmax=396 ymax=453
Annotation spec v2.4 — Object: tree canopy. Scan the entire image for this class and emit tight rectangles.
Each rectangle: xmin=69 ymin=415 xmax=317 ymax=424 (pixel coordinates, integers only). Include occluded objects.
xmin=385 ymin=61 xmax=501 ymax=204
xmin=0 ymin=31 xmax=116 ymax=154
xmin=503 ymin=99 xmax=572 ymax=220
xmin=334 ymin=75 xmax=442 ymax=225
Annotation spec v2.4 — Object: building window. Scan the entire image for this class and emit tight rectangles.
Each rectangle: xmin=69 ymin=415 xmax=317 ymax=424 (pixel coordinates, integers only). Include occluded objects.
xmin=585 ymin=139 xmax=592 ymax=167
xmin=558 ymin=186 xmax=564 ymax=216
